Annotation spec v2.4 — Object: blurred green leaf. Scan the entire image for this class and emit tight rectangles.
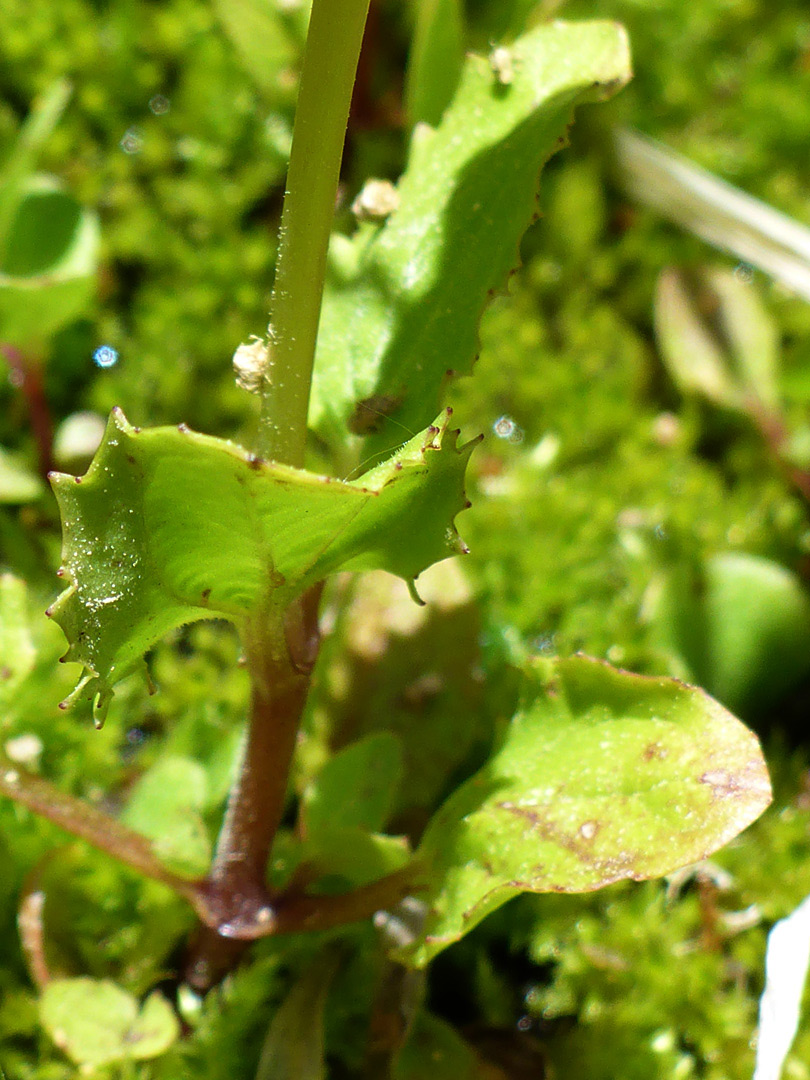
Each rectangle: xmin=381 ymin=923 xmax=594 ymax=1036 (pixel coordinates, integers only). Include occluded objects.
xmin=0 ymin=573 xmax=35 ymax=706
xmin=651 ymin=552 xmax=810 ymax=715
xmin=311 ymin=19 xmax=631 ymax=459
xmin=654 ymin=267 xmax=742 ymax=410
xmin=706 ymin=266 xmax=781 ymax=413
xmin=405 ymin=0 xmax=465 ymax=127
xmin=0 ymin=446 xmax=43 ymax=503
xmin=303 ymin=731 xmax=403 ymax=835
xmin=304 ymin=563 xmax=489 ymax=823
xmin=0 ymin=177 xmax=99 ymax=347
xmin=254 ymin=949 xmax=340 ymax=1080
xmin=212 ymin=0 xmax=307 ymax=104
xmin=121 ymin=756 xmax=212 ymax=878
xmin=39 ymin=979 xmax=178 ymax=1066
xmin=304 ymin=826 xmax=411 ymax=887
xmin=654 ymin=265 xmax=781 ymax=416
xmin=402 ymin=655 xmax=771 ymax=966
xmin=0 ymin=79 xmax=71 ymax=265
xmin=393 ymin=1010 xmax=481 ymax=1079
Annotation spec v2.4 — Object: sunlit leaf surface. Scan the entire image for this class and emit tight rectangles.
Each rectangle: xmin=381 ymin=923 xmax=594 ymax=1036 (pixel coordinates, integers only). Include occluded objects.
xmin=49 ymin=408 xmax=476 ymax=717
xmin=403 ymin=655 xmax=771 ymax=965
xmin=310 ymin=20 xmax=631 ymax=458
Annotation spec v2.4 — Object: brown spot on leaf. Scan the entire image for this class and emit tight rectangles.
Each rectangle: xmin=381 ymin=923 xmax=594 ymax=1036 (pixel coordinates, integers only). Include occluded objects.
xmin=643 ymin=742 xmax=668 ymax=762
xmin=348 ymin=393 xmax=404 ymax=435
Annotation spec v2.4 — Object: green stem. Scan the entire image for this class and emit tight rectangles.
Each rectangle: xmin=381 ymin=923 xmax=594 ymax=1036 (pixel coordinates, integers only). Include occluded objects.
xmin=259 ymin=0 xmax=371 ymax=466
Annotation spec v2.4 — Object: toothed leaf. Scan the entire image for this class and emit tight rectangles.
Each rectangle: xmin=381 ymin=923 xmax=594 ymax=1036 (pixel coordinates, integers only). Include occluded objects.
xmin=310 ymin=19 xmax=631 ymax=457
xmin=49 ymin=408 xmax=475 ymax=717
xmin=401 ymin=655 xmax=771 ymax=966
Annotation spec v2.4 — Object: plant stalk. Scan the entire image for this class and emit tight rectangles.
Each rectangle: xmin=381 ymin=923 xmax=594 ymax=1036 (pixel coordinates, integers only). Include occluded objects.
xmin=0 ymin=757 xmax=206 ymax=910
xmin=259 ymin=0 xmax=371 ymax=467
xmin=203 ymin=606 xmax=315 ymax=930
xmin=184 ymin=585 xmax=323 ymax=987
xmin=187 ymin=0 xmax=371 ymax=986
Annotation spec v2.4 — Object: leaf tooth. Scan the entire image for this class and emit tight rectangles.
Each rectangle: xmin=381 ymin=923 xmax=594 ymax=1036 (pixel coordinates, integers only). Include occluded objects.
xmin=58 ymin=671 xmax=99 ymax=712
xmin=408 ymin=579 xmax=426 ymax=606
xmin=48 ymin=470 xmax=78 ymax=491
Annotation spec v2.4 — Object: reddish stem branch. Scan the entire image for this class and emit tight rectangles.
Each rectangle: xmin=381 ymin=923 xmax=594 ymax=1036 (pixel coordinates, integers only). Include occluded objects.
xmin=184 ymin=586 xmax=324 ymax=987
xmin=0 ymin=760 xmax=207 ymax=913
xmin=271 ymin=865 xmax=420 ymax=936
xmin=749 ymin=402 xmax=810 ymax=504
xmin=1 ymin=343 xmax=54 ymax=476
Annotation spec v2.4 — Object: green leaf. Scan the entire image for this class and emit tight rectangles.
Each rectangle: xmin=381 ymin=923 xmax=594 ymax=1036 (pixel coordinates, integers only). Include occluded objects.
xmin=213 ymin=0 xmax=306 ymax=105
xmin=309 ymin=564 xmax=490 ymax=818
xmin=654 ymin=267 xmax=741 ymax=410
xmin=651 ymin=553 xmax=810 ymax=715
xmin=121 ymin=756 xmax=212 ymax=878
xmin=303 ymin=732 xmax=403 ymax=834
xmin=0 ymin=574 xmax=36 ymax=707
xmin=0 ymin=176 xmax=100 ymax=347
xmin=393 ymin=1011 xmax=480 ymax=1079
xmin=310 ymin=19 xmax=631 ymax=457
xmin=49 ymin=408 xmax=475 ymax=718
xmin=401 ymin=655 xmax=771 ymax=966
xmin=0 ymin=79 xmax=71 ymax=264
xmin=305 ymin=825 xmax=411 ymax=888
xmin=405 ymin=0 xmax=465 ymax=127
xmin=654 ymin=266 xmax=781 ymax=416
xmin=39 ymin=978 xmax=178 ymax=1066
xmin=706 ymin=266 xmax=781 ymax=413
xmin=254 ymin=949 xmax=340 ymax=1080
xmin=0 ymin=445 xmax=45 ymax=503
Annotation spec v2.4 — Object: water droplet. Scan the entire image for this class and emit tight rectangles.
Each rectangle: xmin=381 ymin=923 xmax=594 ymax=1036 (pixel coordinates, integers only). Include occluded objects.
xmin=120 ymin=127 xmax=144 ymax=154
xmin=148 ymin=94 xmax=170 ymax=116
xmin=493 ymin=415 xmax=520 ymax=440
xmin=93 ymin=345 xmax=119 ymax=369
xmin=532 ymin=633 xmax=556 ymax=655
xmin=733 ymin=262 xmax=754 ymax=284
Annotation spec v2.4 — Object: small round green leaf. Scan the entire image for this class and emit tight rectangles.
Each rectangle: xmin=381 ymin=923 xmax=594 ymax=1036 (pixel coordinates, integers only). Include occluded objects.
xmin=40 ymin=978 xmax=178 ymax=1067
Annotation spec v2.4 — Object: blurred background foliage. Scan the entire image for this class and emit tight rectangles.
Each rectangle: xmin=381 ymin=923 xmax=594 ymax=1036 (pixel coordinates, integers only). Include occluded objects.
xmin=4 ymin=0 xmax=810 ymax=1076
